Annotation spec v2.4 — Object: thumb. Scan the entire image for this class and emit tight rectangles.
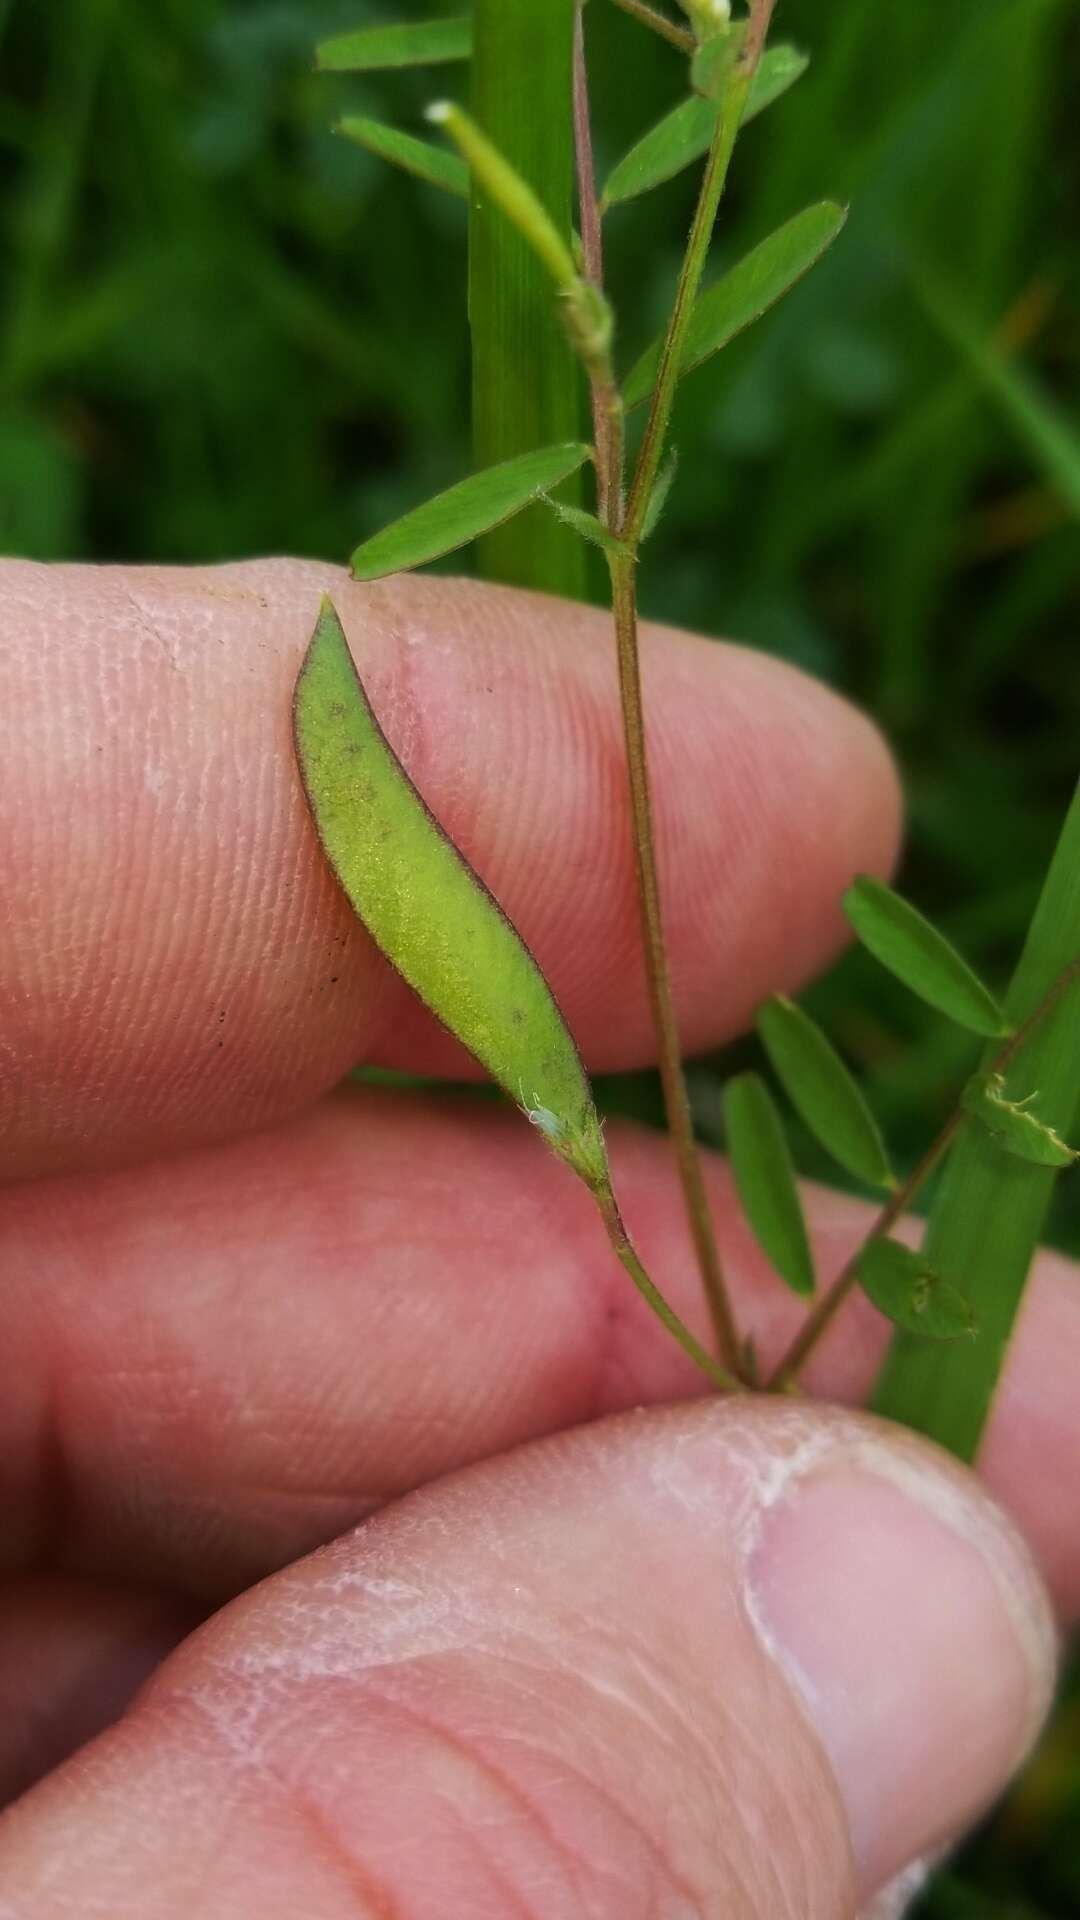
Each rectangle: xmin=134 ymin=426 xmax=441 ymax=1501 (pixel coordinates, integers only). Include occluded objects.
xmin=0 ymin=1401 xmax=1055 ymax=1918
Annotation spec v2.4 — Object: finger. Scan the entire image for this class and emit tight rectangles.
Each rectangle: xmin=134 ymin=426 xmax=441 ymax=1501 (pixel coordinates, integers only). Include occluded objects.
xmin=0 ymin=1575 xmax=192 ymax=1806
xmin=0 ymin=1400 xmax=1054 ymax=1916
xmin=1 ymin=559 xmax=899 ymax=1179
xmin=3 ymin=1090 xmax=1080 ymax=1620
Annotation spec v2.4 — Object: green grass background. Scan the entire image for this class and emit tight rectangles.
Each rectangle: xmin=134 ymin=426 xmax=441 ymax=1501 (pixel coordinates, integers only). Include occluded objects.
xmin=2 ymin=0 xmax=1078 ymax=1907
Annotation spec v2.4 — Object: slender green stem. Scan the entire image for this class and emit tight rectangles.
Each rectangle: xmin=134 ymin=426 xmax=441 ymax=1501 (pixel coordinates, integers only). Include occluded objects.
xmin=994 ymin=947 xmax=1080 ymax=1069
xmin=606 ymin=552 xmax=743 ymax=1371
xmin=595 ymin=1183 xmax=740 ymax=1391
xmin=568 ymin=2 xmax=766 ymax=1375
xmin=623 ymin=43 xmax=758 ymax=544
xmin=767 ymin=944 xmax=1080 ymax=1393
xmin=742 ymin=0 xmax=779 ymax=72
xmin=608 ymin=0 xmax=694 ymax=54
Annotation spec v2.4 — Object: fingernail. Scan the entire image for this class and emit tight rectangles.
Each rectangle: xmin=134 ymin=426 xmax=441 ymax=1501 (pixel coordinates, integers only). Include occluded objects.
xmin=749 ymin=1448 xmax=1056 ymax=1899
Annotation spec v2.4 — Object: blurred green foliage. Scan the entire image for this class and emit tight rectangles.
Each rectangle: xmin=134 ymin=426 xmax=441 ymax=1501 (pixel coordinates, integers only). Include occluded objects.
xmin=1 ymin=2 xmax=1078 ymax=1906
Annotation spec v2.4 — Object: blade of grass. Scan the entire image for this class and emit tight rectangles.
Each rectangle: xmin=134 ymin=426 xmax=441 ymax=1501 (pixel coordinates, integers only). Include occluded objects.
xmin=3 ymin=0 xmax=119 ymax=386
xmin=914 ymin=270 xmax=1080 ymax=520
xmin=873 ymin=781 xmax=1080 ymax=1461
xmin=469 ymin=0 xmax=585 ymax=595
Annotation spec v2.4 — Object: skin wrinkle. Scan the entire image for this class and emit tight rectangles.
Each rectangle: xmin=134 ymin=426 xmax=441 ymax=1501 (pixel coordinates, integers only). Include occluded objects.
xmin=274 ymin=1661 xmax=708 ymax=1918
xmin=176 ymin=1663 xmax=654 ymax=1920
xmin=1 ymin=1090 xmax=1079 ymax=1615
xmin=137 ymin=1405 xmax=854 ymax=1918
xmin=8 ymin=1389 xmax=1045 ymax=1914
xmin=354 ymin=1684 xmax=621 ymax=1915
xmin=273 ymin=1780 xmax=405 ymax=1920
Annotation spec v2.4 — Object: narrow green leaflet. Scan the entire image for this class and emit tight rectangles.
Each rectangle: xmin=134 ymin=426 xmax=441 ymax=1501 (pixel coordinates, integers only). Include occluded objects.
xmin=724 ymin=1074 xmax=815 ymax=1297
xmin=316 ymin=18 xmax=471 ymax=73
xmin=857 ymin=1239 xmax=976 ymax=1341
xmin=843 ymin=875 xmax=1008 ymax=1038
xmin=961 ymin=1072 xmax=1077 ymax=1168
xmin=624 ymin=202 xmax=846 ymax=409
xmin=294 ymin=601 xmax=608 ymax=1192
xmin=757 ymin=996 xmax=895 ymax=1191
xmin=602 ymin=45 xmax=809 ymax=209
xmin=744 ymin=40 xmax=811 ymax=120
xmin=337 ymin=118 xmax=468 ymax=198
xmin=350 ymin=443 xmax=591 ymax=580
xmin=540 ymin=496 xmax=629 ymax=558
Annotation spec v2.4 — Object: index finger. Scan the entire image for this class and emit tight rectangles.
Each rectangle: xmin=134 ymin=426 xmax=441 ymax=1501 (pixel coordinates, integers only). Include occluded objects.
xmin=1 ymin=558 xmax=899 ymax=1178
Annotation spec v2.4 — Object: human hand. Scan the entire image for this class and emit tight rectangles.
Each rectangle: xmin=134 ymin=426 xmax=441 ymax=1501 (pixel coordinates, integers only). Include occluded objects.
xmin=1 ymin=559 xmax=1075 ymax=1916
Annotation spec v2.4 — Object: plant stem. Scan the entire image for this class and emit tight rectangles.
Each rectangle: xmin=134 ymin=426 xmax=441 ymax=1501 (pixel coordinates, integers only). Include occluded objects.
xmin=767 ymin=940 xmax=1080 ymax=1394
xmin=608 ymin=0 xmax=694 ymax=54
xmin=622 ymin=17 xmax=769 ymax=545
xmin=742 ymin=0 xmax=779 ymax=73
xmin=469 ymin=0 xmax=586 ymax=596
xmin=573 ymin=1 xmax=742 ymax=1373
xmin=594 ymin=1182 xmax=740 ymax=1391
xmin=607 ymin=553 xmax=744 ymax=1368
